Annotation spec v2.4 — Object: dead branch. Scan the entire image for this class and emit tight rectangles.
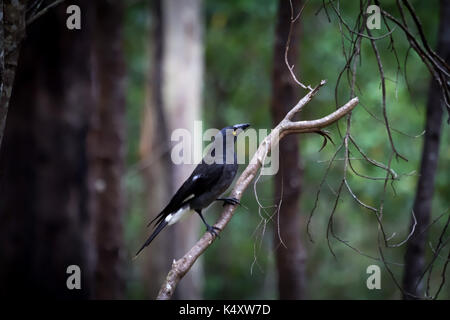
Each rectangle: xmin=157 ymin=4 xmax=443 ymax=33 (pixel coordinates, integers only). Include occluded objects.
xmin=156 ymin=81 xmax=359 ymax=300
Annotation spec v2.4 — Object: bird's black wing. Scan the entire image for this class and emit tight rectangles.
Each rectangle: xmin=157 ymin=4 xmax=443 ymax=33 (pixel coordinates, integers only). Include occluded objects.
xmin=147 ymin=162 xmax=225 ymax=227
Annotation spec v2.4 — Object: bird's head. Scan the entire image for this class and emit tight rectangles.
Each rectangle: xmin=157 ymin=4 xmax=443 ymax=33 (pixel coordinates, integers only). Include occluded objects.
xmin=218 ymin=123 xmax=251 ymax=141
xmin=205 ymin=123 xmax=250 ymax=164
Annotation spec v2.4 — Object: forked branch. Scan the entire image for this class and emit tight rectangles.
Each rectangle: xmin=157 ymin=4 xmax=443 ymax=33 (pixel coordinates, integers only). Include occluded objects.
xmin=156 ymin=81 xmax=359 ymax=299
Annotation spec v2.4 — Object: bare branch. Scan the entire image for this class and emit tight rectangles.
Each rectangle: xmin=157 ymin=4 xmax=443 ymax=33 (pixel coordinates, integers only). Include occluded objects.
xmin=285 ymin=0 xmax=312 ymax=90
xmin=156 ymin=83 xmax=359 ymax=299
xmin=366 ymin=26 xmax=407 ymax=162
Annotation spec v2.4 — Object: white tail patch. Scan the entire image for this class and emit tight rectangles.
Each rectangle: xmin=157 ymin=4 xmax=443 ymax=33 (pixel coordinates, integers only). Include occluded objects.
xmin=165 ymin=205 xmax=194 ymax=226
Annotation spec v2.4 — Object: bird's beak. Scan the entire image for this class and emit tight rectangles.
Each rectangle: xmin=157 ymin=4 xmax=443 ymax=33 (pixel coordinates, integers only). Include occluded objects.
xmin=233 ymin=123 xmax=250 ymax=131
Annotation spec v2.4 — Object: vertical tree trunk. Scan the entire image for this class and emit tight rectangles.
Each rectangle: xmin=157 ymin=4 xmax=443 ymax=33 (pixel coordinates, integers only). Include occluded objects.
xmin=89 ymin=0 xmax=126 ymax=299
xmin=140 ymin=0 xmax=176 ymax=298
xmin=271 ymin=0 xmax=306 ymax=300
xmin=0 ymin=0 xmax=26 ymax=149
xmin=0 ymin=0 xmax=126 ymax=299
xmin=0 ymin=1 xmax=94 ymax=298
xmin=402 ymin=0 xmax=449 ymax=300
xmin=140 ymin=0 xmax=204 ymax=299
xmin=162 ymin=0 xmax=204 ymax=299
xmin=0 ymin=1 xmax=4 ymax=135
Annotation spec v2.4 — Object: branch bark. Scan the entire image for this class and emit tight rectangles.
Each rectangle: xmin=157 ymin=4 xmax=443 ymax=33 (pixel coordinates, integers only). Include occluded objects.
xmin=156 ymin=81 xmax=359 ymax=300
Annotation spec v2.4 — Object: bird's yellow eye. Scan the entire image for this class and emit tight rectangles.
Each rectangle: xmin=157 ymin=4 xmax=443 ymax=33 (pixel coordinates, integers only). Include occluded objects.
xmin=232 ymin=130 xmax=237 ymax=136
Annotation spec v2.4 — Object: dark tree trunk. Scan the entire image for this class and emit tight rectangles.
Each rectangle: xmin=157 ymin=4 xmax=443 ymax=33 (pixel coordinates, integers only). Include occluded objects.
xmin=0 ymin=0 xmax=126 ymax=299
xmin=89 ymin=0 xmax=126 ymax=299
xmin=0 ymin=0 xmax=26 ymax=148
xmin=402 ymin=0 xmax=449 ymax=300
xmin=0 ymin=1 xmax=94 ymax=298
xmin=271 ymin=0 xmax=306 ymax=300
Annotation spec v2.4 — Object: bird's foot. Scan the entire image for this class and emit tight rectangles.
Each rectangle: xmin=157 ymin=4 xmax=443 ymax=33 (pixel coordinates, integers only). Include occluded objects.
xmin=206 ymin=224 xmax=221 ymax=238
xmin=217 ymin=197 xmax=240 ymax=207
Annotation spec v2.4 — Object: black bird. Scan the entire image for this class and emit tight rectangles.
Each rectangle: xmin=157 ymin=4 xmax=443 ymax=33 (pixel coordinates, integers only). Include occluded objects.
xmin=136 ymin=123 xmax=250 ymax=256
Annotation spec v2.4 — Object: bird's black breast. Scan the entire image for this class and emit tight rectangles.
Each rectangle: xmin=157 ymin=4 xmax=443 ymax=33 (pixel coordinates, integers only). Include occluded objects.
xmin=189 ymin=162 xmax=238 ymax=210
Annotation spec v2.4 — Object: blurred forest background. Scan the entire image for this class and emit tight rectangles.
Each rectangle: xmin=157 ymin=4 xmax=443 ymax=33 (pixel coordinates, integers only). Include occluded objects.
xmin=0 ymin=0 xmax=448 ymax=299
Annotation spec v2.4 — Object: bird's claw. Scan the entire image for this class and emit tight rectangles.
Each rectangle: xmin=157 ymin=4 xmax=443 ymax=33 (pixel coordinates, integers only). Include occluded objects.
xmin=206 ymin=225 xmax=221 ymax=238
xmin=218 ymin=197 xmax=240 ymax=207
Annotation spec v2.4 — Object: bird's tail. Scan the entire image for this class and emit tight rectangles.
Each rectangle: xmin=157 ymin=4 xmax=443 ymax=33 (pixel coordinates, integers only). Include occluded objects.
xmin=135 ymin=220 xmax=169 ymax=257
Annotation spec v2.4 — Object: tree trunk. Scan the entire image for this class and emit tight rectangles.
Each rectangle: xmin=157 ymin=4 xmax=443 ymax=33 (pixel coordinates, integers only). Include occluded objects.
xmin=89 ymin=0 xmax=126 ymax=299
xmin=402 ymin=0 xmax=449 ymax=300
xmin=140 ymin=0 xmax=204 ymax=299
xmin=0 ymin=0 xmax=26 ymax=149
xmin=162 ymin=0 xmax=204 ymax=299
xmin=0 ymin=0 xmax=126 ymax=299
xmin=0 ymin=1 xmax=94 ymax=298
xmin=271 ymin=0 xmax=306 ymax=300
xmin=140 ymin=0 xmax=176 ymax=298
